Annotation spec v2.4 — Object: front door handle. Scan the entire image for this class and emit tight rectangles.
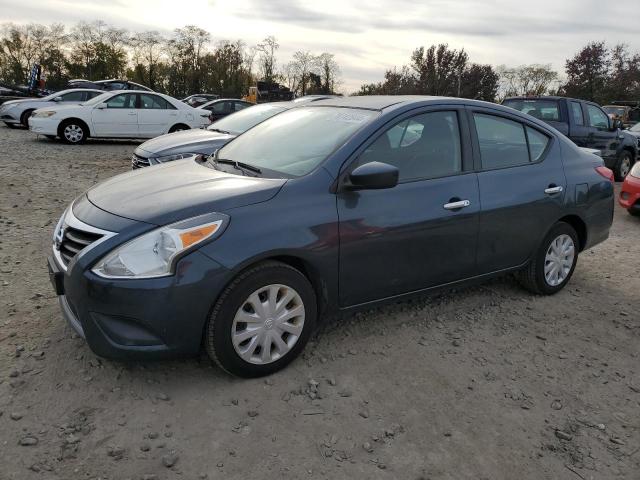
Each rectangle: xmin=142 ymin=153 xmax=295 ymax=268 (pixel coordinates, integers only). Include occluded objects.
xmin=544 ymin=185 xmax=563 ymax=195
xmin=443 ymin=199 xmax=471 ymax=210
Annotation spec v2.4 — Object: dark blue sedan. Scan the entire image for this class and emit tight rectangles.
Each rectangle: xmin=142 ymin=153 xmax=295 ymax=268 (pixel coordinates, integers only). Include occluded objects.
xmin=48 ymin=96 xmax=614 ymax=377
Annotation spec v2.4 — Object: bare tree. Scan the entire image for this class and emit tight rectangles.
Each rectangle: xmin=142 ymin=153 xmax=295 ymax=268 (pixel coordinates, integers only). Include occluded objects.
xmin=290 ymin=50 xmax=318 ymax=95
xmin=256 ymin=35 xmax=278 ymax=82
xmin=497 ymin=64 xmax=558 ymax=99
xmin=316 ymin=52 xmax=340 ymax=93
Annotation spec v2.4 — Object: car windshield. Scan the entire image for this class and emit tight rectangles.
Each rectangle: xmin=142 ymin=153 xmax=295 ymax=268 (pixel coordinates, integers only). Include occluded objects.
xmin=82 ymin=92 xmax=112 ymax=106
xmin=503 ymin=99 xmax=560 ymax=121
xmin=207 ymin=104 xmax=286 ymax=135
xmin=603 ymin=107 xmax=626 ymax=117
xmin=215 ymin=107 xmax=377 ymax=177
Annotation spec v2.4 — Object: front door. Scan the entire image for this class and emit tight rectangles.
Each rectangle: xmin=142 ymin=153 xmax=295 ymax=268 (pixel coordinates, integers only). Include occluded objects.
xmin=469 ymin=108 xmax=567 ymax=273
xmin=584 ymin=103 xmax=618 ymax=158
xmin=337 ymin=108 xmax=479 ymax=307
xmin=91 ymin=93 xmax=138 ymax=137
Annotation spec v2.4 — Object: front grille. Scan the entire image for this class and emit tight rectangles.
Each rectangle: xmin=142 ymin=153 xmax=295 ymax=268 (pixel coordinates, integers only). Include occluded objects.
xmin=131 ymin=153 xmax=151 ymax=169
xmin=59 ymin=226 xmax=103 ymax=266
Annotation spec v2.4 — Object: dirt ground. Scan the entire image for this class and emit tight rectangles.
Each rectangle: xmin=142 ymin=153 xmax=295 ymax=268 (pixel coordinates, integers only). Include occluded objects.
xmin=0 ymin=125 xmax=639 ymax=480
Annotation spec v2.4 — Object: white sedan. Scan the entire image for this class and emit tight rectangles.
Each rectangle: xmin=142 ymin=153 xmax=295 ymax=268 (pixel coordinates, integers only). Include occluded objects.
xmin=28 ymin=90 xmax=211 ymax=144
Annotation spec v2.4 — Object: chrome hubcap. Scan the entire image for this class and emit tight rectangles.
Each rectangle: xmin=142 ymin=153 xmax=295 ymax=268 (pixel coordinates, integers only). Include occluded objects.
xmin=620 ymin=158 xmax=631 ymax=177
xmin=64 ymin=124 xmax=83 ymax=143
xmin=231 ymin=284 xmax=305 ymax=365
xmin=544 ymin=234 xmax=575 ymax=286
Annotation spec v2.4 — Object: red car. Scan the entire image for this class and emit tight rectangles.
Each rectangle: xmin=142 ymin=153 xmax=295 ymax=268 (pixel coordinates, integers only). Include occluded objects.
xmin=619 ymin=162 xmax=640 ymax=216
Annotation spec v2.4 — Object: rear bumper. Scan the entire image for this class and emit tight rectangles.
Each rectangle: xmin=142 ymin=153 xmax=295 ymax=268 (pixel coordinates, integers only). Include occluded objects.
xmin=619 ymin=174 xmax=640 ymax=210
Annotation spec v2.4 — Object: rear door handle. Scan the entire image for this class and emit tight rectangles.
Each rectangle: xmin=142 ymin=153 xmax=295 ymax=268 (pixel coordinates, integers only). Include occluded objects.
xmin=544 ymin=186 xmax=563 ymax=195
xmin=443 ymin=200 xmax=470 ymax=210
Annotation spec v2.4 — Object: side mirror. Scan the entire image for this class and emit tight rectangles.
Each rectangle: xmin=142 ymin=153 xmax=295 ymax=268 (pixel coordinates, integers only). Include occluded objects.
xmin=53 ymin=96 xmax=63 ymax=102
xmin=348 ymin=161 xmax=399 ymax=190
xmin=95 ymin=103 xmax=108 ymax=109
xmin=612 ymin=119 xmax=624 ymax=130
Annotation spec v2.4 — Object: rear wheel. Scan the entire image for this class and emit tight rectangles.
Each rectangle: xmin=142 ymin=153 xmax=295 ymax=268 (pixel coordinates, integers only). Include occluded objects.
xmin=4 ymin=122 xmax=16 ymax=129
xmin=517 ymin=222 xmax=578 ymax=295
xmin=20 ymin=109 xmax=35 ymax=127
xmin=59 ymin=120 xmax=88 ymax=144
xmin=169 ymin=124 xmax=189 ymax=133
xmin=614 ymin=151 xmax=633 ymax=181
xmin=205 ymin=261 xmax=316 ymax=377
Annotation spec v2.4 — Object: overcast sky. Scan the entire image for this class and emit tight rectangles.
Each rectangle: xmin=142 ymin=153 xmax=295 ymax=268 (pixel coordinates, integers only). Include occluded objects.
xmin=1 ymin=0 xmax=639 ymax=92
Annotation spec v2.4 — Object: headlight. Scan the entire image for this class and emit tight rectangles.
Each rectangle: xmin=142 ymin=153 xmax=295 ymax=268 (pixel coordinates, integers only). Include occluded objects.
xmin=630 ymin=162 xmax=640 ymax=179
xmin=53 ymin=208 xmax=68 ymax=242
xmin=150 ymin=153 xmax=197 ymax=164
xmin=92 ymin=212 xmax=229 ymax=279
xmin=33 ymin=110 xmax=56 ymax=118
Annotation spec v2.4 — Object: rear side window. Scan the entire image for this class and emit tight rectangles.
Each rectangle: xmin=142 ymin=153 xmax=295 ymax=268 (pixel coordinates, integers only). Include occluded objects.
xmin=526 ymin=127 xmax=550 ymax=162
xmin=474 ymin=114 xmax=529 ymax=168
xmin=234 ymin=102 xmax=250 ymax=112
xmin=570 ymin=102 xmax=584 ymax=126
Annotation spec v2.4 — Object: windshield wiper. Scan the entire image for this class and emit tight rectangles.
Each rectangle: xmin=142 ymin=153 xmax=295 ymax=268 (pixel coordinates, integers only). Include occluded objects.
xmin=208 ymin=128 xmax=230 ymax=134
xmin=214 ymin=158 xmax=262 ymax=176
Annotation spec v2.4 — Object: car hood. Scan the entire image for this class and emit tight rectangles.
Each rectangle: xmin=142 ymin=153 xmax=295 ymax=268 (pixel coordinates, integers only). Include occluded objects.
xmin=135 ymin=128 xmax=235 ymax=157
xmin=87 ymin=158 xmax=286 ymax=225
xmin=35 ymin=103 xmax=84 ymax=114
xmin=1 ymin=98 xmax=39 ymax=108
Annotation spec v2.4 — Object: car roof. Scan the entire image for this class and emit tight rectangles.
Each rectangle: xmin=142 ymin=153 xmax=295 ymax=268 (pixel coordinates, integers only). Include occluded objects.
xmin=305 ymin=95 xmax=506 ymax=111
xmin=504 ymin=95 xmax=588 ymax=103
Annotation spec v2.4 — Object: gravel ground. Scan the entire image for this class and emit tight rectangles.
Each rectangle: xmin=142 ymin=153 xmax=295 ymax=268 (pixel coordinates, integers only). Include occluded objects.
xmin=1 ymin=125 xmax=639 ymax=480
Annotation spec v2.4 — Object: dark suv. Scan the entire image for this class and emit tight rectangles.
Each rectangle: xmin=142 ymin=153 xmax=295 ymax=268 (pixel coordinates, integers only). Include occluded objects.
xmin=503 ymin=96 xmax=638 ymax=180
xmin=48 ymin=96 xmax=614 ymax=377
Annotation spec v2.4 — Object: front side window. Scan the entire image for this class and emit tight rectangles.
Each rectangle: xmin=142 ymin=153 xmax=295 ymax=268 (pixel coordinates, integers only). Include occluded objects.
xmin=586 ymin=105 xmax=610 ymax=129
xmin=106 ymin=93 xmax=135 ymax=109
xmin=570 ymin=102 xmax=584 ymax=126
xmin=60 ymin=91 xmax=85 ymax=102
xmin=139 ymin=94 xmax=173 ymax=109
xmin=216 ymin=107 xmax=377 ymax=177
xmin=356 ymin=111 xmax=462 ymax=181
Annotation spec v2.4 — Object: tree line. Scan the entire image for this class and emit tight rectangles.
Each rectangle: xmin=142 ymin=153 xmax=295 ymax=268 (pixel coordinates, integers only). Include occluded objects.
xmin=357 ymin=42 xmax=640 ymax=105
xmin=0 ymin=22 xmax=341 ymax=98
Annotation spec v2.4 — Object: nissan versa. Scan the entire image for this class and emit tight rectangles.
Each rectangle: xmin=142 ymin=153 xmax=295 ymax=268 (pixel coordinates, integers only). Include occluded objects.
xmin=48 ymin=96 xmax=614 ymax=377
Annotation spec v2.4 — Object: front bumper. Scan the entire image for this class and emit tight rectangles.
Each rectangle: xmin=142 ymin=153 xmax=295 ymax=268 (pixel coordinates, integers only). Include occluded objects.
xmin=28 ymin=116 xmax=58 ymax=135
xmin=1 ymin=112 xmax=20 ymax=124
xmin=48 ymin=204 xmax=231 ymax=360
xmin=619 ymin=174 xmax=640 ymax=211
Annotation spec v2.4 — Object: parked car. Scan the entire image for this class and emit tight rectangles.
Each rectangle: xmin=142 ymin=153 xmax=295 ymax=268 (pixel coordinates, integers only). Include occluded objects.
xmin=67 ymin=79 xmax=153 ymax=92
xmin=199 ymin=98 xmax=253 ymax=122
xmin=131 ymin=95 xmax=337 ymax=168
xmin=29 ymin=91 xmax=210 ymax=143
xmin=619 ymin=162 xmax=640 ymax=215
xmin=603 ymin=102 xmax=640 ymax=127
xmin=182 ymin=94 xmax=220 ymax=107
xmin=47 ymin=96 xmax=614 ymax=377
xmin=503 ymin=96 xmax=639 ymax=180
xmin=132 ymin=102 xmax=289 ymax=168
xmin=0 ymin=89 xmax=103 ymax=128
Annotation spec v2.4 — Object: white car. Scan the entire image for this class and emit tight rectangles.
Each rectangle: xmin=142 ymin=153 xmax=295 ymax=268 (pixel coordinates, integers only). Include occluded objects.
xmin=0 ymin=89 xmax=103 ymax=128
xmin=28 ymin=90 xmax=211 ymax=144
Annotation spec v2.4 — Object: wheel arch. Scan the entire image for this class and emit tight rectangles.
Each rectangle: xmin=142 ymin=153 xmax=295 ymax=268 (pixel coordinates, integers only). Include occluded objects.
xmin=169 ymin=123 xmax=190 ymax=133
xmin=556 ymin=214 xmax=587 ymax=251
xmin=20 ymin=108 xmax=35 ymax=126
xmin=57 ymin=117 xmax=91 ymax=138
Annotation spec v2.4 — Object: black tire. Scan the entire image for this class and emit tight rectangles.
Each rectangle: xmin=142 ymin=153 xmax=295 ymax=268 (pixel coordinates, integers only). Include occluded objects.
xmin=4 ymin=122 xmax=17 ymax=129
xmin=169 ymin=124 xmax=189 ymax=133
xmin=20 ymin=109 xmax=35 ymax=128
xmin=58 ymin=120 xmax=88 ymax=144
xmin=517 ymin=222 xmax=579 ymax=295
xmin=205 ymin=261 xmax=317 ymax=378
xmin=613 ymin=151 xmax=633 ymax=181
xmin=628 ymin=207 xmax=640 ymax=217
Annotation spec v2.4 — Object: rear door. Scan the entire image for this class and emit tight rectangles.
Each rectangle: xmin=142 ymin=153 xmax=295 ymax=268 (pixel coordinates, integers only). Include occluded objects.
xmin=91 ymin=93 xmax=138 ymax=137
xmin=137 ymin=93 xmax=178 ymax=137
xmin=469 ymin=107 xmax=566 ymax=273
xmin=337 ymin=107 xmax=479 ymax=306
xmin=566 ymin=100 xmax=590 ymax=146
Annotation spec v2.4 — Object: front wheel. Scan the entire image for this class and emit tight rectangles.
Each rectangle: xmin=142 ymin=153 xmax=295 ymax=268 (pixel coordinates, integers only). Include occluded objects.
xmin=614 ymin=151 xmax=633 ymax=181
xmin=517 ymin=222 xmax=579 ymax=295
xmin=205 ymin=261 xmax=317 ymax=377
xmin=59 ymin=120 xmax=88 ymax=144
